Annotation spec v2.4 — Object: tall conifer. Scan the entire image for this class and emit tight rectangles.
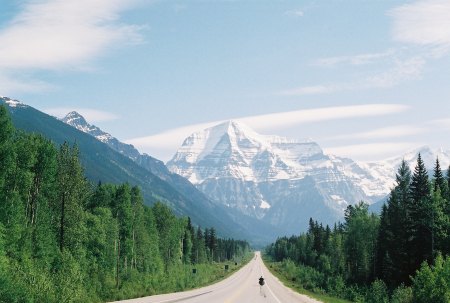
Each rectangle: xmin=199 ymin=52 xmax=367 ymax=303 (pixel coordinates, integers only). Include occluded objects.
xmin=410 ymin=153 xmax=432 ymax=273
xmin=393 ymin=159 xmax=413 ymax=285
xmin=433 ymin=158 xmax=449 ymax=199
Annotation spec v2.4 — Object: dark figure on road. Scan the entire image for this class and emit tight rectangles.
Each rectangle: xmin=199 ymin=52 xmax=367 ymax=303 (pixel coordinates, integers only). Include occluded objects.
xmin=259 ymin=276 xmax=265 ymax=286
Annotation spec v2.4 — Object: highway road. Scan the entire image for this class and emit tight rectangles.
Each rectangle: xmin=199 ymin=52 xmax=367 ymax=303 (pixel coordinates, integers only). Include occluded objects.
xmin=111 ymin=251 xmax=322 ymax=303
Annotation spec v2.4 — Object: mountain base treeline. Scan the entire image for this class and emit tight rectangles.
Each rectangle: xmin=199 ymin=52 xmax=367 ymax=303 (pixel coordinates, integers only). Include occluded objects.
xmin=265 ymin=155 xmax=450 ymax=302
xmin=0 ymin=105 xmax=252 ymax=302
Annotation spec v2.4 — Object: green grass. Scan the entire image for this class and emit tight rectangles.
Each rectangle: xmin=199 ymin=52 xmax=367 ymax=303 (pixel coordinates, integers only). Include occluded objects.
xmin=261 ymin=255 xmax=352 ymax=303
xmin=172 ymin=251 xmax=255 ymax=292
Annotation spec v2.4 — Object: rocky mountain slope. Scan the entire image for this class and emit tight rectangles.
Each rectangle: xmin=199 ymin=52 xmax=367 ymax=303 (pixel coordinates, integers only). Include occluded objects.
xmin=167 ymin=121 xmax=450 ymax=231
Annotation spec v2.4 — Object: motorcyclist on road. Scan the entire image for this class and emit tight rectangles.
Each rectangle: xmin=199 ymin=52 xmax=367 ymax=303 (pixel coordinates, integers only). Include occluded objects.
xmin=259 ymin=276 xmax=265 ymax=286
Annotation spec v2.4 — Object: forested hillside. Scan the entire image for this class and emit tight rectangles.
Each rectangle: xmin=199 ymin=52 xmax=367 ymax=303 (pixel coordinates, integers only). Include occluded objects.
xmin=0 ymin=105 xmax=251 ymax=302
xmin=0 ymin=96 xmax=286 ymax=245
xmin=265 ymin=155 xmax=450 ymax=302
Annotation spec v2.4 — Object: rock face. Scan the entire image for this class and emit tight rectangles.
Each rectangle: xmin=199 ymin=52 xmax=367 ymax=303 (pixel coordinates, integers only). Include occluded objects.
xmin=61 ymin=111 xmax=170 ymax=177
xmin=167 ymin=121 xmax=450 ymax=231
xmin=62 ymin=111 xmax=142 ymax=161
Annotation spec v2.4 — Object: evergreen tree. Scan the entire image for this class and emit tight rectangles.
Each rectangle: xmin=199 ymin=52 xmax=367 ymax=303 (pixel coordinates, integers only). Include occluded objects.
xmin=308 ymin=217 xmax=315 ymax=235
xmin=377 ymin=202 xmax=394 ymax=284
xmin=410 ymin=153 xmax=432 ymax=273
xmin=209 ymin=228 xmax=218 ymax=262
xmin=433 ymin=157 xmax=449 ymax=200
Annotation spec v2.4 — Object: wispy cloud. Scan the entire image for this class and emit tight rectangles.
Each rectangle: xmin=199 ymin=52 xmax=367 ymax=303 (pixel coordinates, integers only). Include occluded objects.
xmin=44 ymin=107 xmax=119 ymax=122
xmin=323 ymin=142 xmax=419 ymax=161
xmin=279 ymin=54 xmax=425 ymax=96
xmin=362 ymin=56 xmax=425 ymax=88
xmin=328 ymin=125 xmax=426 ymax=140
xmin=284 ymin=10 xmax=303 ymax=17
xmin=287 ymin=0 xmax=450 ymax=98
xmin=0 ymin=72 xmax=57 ymax=94
xmin=389 ymin=0 xmax=450 ymax=55
xmin=126 ymin=104 xmax=408 ymax=152
xmin=315 ymin=50 xmax=396 ymax=67
xmin=0 ymin=0 xmax=143 ymax=92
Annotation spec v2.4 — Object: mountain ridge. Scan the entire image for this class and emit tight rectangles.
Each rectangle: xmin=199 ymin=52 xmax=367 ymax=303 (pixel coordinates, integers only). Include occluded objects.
xmin=168 ymin=120 xmax=450 ymax=231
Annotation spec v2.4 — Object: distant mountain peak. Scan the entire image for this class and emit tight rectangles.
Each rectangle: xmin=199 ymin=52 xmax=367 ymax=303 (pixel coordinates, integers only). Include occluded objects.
xmin=62 ymin=111 xmax=88 ymax=128
xmin=168 ymin=121 xmax=324 ymax=186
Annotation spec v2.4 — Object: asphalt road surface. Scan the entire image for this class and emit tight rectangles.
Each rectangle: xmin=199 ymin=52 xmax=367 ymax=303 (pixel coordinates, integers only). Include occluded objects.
xmin=111 ymin=251 xmax=322 ymax=303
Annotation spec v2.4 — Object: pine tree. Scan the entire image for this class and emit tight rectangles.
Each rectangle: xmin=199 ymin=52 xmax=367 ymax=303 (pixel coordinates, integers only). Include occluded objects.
xmin=209 ymin=228 xmax=218 ymax=262
xmin=308 ymin=217 xmax=315 ymax=235
xmin=410 ymin=153 xmax=432 ymax=273
xmin=433 ymin=158 xmax=449 ymax=200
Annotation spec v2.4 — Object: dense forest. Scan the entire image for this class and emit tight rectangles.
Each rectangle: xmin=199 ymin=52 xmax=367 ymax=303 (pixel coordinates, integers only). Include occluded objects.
xmin=266 ymin=154 xmax=450 ymax=302
xmin=0 ymin=105 xmax=251 ymax=302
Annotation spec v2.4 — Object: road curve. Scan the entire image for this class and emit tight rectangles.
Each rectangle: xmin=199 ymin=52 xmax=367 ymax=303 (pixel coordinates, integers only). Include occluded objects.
xmin=111 ymin=251 xmax=322 ymax=303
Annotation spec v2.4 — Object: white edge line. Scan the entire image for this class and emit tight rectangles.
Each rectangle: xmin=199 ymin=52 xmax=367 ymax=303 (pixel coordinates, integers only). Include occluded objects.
xmin=259 ymin=258 xmax=281 ymax=303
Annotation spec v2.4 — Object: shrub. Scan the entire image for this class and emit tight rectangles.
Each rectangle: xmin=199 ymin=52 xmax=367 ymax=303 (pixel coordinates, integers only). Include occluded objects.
xmin=391 ymin=284 xmax=412 ymax=303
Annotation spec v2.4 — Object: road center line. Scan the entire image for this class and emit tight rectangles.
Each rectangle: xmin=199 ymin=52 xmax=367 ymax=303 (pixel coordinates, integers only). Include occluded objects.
xmin=223 ymin=271 xmax=253 ymax=303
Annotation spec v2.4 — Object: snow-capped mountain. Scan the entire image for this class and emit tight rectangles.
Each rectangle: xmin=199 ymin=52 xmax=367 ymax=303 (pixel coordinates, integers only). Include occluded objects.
xmin=363 ymin=146 xmax=450 ymax=183
xmin=62 ymin=111 xmax=142 ymax=161
xmin=167 ymin=121 xmax=450 ymax=232
xmin=0 ymin=96 xmax=28 ymax=109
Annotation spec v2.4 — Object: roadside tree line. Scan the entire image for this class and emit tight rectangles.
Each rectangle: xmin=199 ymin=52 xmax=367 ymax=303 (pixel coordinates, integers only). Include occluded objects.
xmin=0 ymin=105 xmax=251 ymax=302
xmin=265 ymin=154 xmax=450 ymax=302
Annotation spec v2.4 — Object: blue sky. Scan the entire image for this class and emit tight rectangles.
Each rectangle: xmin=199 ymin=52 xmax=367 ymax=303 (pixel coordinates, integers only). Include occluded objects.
xmin=1 ymin=0 xmax=450 ymax=162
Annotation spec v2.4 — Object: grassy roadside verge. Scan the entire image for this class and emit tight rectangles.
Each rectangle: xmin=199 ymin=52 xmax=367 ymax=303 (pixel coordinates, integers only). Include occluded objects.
xmin=190 ymin=251 xmax=255 ymax=288
xmin=107 ymin=252 xmax=255 ymax=302
xmin=261 ymin=254 xmax=352 ymax=303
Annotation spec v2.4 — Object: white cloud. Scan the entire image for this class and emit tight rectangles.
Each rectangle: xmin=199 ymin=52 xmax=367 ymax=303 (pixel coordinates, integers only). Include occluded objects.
xmin=0 ymin=0 xmax=143 ymax=71
xmin=0 ymin=73 xmax=57 ymax=94
xmin=43 ymin=107 xmax=119 ymax=122
xmin=390 ymin=0 xmax=450 ymax=53
xmin=323 ymin=142 xmax=419 ymax=161
xmin=315 ymin=50 xmax=395 ymax=67
xmin=126 ymin=104 xmax=408 ymax=155
xmin=281 ymin=55 xmax=425 ymax=96
xmin=328 ymin=125 xmax=426 ymax=140
xmin=238 ymin=104 xmax=408 ymax=131
xmin=361 ymin=56 xmax=426 ymax=88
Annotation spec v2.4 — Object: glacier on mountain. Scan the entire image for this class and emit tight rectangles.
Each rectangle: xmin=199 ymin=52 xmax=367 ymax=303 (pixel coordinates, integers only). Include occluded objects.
xmin=167 ymin=120 xmax=450 ymax=231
